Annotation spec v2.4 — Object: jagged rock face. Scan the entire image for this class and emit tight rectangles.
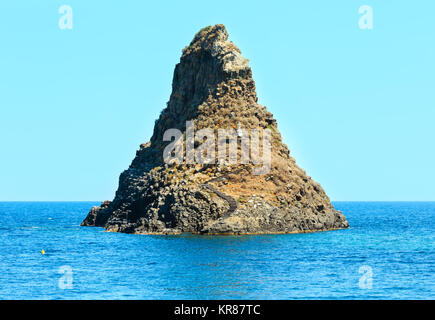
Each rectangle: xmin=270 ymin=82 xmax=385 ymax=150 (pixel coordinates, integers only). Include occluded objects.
xmin=81 ymin=24 xmax=349 ymax=235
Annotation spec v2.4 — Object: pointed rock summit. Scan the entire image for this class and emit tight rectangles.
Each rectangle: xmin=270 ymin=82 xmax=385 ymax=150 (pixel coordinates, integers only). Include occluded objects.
xmin=82 ymin=25 xmax=349 ymax=235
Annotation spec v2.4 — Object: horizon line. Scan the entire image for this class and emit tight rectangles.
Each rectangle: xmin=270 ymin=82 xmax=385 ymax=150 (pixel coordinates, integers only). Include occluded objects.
xmin=1 ymin=200 xmax=435 ymax=203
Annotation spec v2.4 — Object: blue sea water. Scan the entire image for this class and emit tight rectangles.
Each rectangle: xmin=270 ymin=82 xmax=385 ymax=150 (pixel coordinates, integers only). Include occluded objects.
xmin=0 ymin=201 xmax=433 ymax=300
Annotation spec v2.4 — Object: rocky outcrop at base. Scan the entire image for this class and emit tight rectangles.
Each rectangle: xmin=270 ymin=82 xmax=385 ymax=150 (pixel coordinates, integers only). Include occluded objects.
xmin=81 ymin=25 xmax=349 ymax=235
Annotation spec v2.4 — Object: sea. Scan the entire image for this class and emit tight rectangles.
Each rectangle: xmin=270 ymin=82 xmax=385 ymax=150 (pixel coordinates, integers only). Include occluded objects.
xmin=0 ymin=201 xmax=433 ymax=299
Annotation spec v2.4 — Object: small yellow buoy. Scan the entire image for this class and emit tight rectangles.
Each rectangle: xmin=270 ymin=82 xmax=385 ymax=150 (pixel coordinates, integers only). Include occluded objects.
xmin=41 ymin=249 xmax=45 ymax=255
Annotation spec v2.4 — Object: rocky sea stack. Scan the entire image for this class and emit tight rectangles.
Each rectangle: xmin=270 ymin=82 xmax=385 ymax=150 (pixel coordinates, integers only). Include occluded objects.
xmin=81 ymin=24 xmax=349 ymax=235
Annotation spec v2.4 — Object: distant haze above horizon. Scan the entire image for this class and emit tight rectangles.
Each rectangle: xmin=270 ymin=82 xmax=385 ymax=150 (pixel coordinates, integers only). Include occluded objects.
xmin=1 ymin=1 xmax=434 ymax=201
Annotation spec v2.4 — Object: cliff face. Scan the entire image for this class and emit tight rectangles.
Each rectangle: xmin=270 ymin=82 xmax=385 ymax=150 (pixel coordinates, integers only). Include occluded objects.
xmin=81 ymin=25 xmax=349 ymax=235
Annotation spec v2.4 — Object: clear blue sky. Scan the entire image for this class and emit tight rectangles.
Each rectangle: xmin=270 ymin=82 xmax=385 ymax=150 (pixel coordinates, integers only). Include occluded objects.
xmin=0 ymin=1 xmax=434 ymax=201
